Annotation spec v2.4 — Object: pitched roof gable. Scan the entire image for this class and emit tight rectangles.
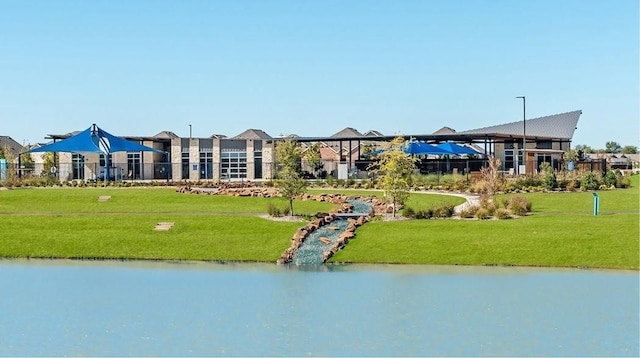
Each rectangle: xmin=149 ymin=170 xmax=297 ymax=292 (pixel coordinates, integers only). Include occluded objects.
xmin=460 ymin=110 xmax=582 ymax=140
xmin=433 ymin=126 xmax=456 ymax=135
xmin=331 ymin=127 xmax=363 ymax=138
xmin=0 ymin=136 xmax=23 ymax=157
xmin=363 ymin=130 xmax=384 ymax=137
xmin=233 ymin=129 xmax=273 ymax=140
xmin=153 ymin=131 xmax=179 ymax=139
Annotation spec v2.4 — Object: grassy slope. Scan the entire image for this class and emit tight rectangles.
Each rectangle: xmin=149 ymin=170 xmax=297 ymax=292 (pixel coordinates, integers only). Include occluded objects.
xmin=0 ymin=188 xmax=333 ymax=262
xmin=1 ymin=180 xmax=638 ymax=269
xmin=330 ymin=177 xmax=640 ymax=269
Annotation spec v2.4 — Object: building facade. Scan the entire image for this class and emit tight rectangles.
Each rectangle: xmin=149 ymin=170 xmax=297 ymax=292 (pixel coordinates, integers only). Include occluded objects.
xmin=24 ymin=109 xmax=583 ymax=182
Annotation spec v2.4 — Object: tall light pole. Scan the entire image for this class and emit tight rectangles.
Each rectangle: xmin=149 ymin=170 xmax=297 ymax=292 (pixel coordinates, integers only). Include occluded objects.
xmin=516 ymin=96 xmax=526 ymax=174
xmin=189 ymin=124 xmax=192 ymax=139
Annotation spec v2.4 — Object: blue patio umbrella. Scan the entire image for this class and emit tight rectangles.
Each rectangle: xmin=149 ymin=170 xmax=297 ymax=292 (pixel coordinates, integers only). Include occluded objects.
xmin=404 ymin=141 xmax=452 ymax=156
xmin=24 ymin=124 xmax=165 ymax=180
xmin=435 ymin=142 xmax=481 ymax=156
xmin=25 ymin=124 xmax=165 ymax=155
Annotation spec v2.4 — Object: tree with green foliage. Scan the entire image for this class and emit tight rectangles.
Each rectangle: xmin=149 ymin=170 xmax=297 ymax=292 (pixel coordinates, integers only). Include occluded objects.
xmin=603 ymin=170 xmax=619 ymax=188
xmin=605 ymin=141 xmax=622 ymax=153
xmin=574 ymin=144 xmax=593 ymax=154
xmin=304 ymin=143 xmax=324 ymax=177
xmin=540 ymin=162 xmax=557 ymax=190
xmin=20 ymin=152 xmax=35 ymax=170
xmin=620 ymin=145 xmax=637 ymax=154
xmin=275 ymin=139 xmax=308 ymax=216
xmin=0 ymin=146 xmax=5 ymax=159
xmin=42 ymin=152 xmax=58 ymax=177
xmin=580 ymin=171 xmax=600 ymax=190
xmin=563 ymin=148 xmax=580 ymax=169
xmin=373 ymin=136 xmax=417 ymax=217
xmin=360 ymin=142 xmax=377 ymax=159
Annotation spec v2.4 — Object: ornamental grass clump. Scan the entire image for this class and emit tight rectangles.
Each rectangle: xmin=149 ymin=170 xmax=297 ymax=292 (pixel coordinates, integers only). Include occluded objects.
xmin=458 ymin=205 xmax=478 ymax=218
xmin=494 ymin=208 xmax=511 ymax=220
xmin=474 ymin=207 xmax=491 ymax=220
xmin=432 ymin=202 xmax=455 ymax=218
xmin=479 ymin=195 xmax=498 ymax=216
xmin=267 ymin=203 xmax=290 ymax=217
xmin=506 ymin=196 xmax=531 ymax=216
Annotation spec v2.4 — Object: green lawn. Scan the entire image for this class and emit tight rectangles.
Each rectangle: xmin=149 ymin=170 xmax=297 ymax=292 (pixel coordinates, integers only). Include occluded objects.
xmin=329 ymin=177 xmax=640 ymax=269
xmin=1 ymin=180 xmax=638 ymax=269
xmin=0 ymin=187 xmax=332 ymax=214
xmin=0 ymin=187 xmax=333 ymax=262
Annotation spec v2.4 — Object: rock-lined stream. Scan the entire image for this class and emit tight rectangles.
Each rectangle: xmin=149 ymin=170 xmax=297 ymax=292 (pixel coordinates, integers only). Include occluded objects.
xmin=292 ymin=200 xmax=372 ymax=265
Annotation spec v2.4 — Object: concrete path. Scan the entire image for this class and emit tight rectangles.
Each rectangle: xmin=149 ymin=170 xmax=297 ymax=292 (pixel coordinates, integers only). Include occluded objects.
xmin=410 ymin=190 xmax=481 ymax=215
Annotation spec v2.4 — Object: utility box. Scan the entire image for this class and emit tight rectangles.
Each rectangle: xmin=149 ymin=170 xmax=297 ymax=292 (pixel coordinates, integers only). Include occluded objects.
xmin=337 ymin=163 xmax=348 ymax=180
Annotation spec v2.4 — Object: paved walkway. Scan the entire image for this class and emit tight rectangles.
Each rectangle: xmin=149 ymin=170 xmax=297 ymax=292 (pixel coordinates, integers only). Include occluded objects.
xmin=410 ymin=190 xmax=481 ymax=215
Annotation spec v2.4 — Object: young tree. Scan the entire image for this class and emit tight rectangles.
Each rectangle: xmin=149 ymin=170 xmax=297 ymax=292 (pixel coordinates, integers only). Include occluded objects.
xmin=304 ymin=143 xmax=324 ymax=177
xmin=42 ymin=152 xmax=58 ymax=177
xmin=360 ymin=142 xmax=377 ymax=159
xmin=374 ymin=136 xmax=417 ymax=217
xmin=275 ymin=139 xmax=308 ymax=216
xmin=20 ymin=152 xmax=35 ymax=170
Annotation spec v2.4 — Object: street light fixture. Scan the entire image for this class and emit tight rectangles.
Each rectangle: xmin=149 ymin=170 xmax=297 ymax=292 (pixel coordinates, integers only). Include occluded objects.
xmin=516 ymin=96 xmax=526 ymax=174
xmin=189 ymin=124 xmax=192 ymax=139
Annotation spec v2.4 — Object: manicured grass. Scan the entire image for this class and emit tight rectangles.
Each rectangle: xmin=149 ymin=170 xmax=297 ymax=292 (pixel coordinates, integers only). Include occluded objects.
xmin=0 ymin=187 xmax=332 ymax=214
xmin=330 ymin=177 xmax=640 ymax=270
xmin=0 ymin=214 xmax=302 ymax=262
xmin=330 ymin=214 xmax=638 ymax=269
xmin=0 ymin=187 xmax=334 ymax=262
xmin=1 ymin=179 xmax=638 ymax=269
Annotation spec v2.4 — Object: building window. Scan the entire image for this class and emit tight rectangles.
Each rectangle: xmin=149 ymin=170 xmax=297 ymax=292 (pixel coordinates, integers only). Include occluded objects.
xmin=99 ymin=154 xmax=112 ymax=167
xmin=221 ymin=151 xmax=247 ymax=179
xmin=72 ymin=154 xmax=84 ymax=180
xmin=181 ymin=152 xmax=189 ymax=180
xmin=200 ymin=152 xmax=213 ymax=179
xmin=536 ymin=141 xmax=552 ymax=149
xmin=254 ymin=150 xmax=262 ymax=179
xmin=504 ymin=150 xmax=514 ymax=171
xmin=127 ymin=153 xmax=141 ymax=179
xmin=537 ymin=154 xmax=552 ymax=170
xmin=516 ymin=143 xmax=523 ymax=168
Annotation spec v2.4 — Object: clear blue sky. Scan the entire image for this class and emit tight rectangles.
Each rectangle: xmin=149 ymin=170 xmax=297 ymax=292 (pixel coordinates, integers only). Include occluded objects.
xmin=1 ymin=0 xmax=638 ymax=148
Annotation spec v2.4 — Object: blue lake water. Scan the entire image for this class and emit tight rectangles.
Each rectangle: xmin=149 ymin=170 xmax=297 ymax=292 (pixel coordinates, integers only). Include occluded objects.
xmin=0 ymin=259 xmax=638 ymax=357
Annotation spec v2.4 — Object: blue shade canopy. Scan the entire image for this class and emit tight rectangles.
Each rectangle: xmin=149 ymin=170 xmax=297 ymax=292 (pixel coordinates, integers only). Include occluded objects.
xmin=435 ymin=142 xmax=481 ymax=156
xmin=25 ymin=124 xmax=165 ymax=155
xmin=404 ymin=141 xmax=452 ymax=155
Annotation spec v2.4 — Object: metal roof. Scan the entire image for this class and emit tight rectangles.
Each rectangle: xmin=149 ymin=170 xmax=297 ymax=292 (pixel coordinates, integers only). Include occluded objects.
xmin=459 ymin=110 xmax=582 ymax=140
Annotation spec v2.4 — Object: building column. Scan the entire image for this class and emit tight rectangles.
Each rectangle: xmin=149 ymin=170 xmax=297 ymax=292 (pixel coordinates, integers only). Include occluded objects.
xmin=189 ymin=138 xmax=199 ymax=181
xmin=246 ymin=140 xmax=255 ymax=180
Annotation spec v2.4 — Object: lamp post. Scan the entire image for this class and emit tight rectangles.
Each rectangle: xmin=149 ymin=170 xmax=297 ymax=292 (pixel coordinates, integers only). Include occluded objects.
xmin=516 ymin=96 xmax=526 ymax=174
xmin=189 ymin=124 xmax=192 ymax=139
